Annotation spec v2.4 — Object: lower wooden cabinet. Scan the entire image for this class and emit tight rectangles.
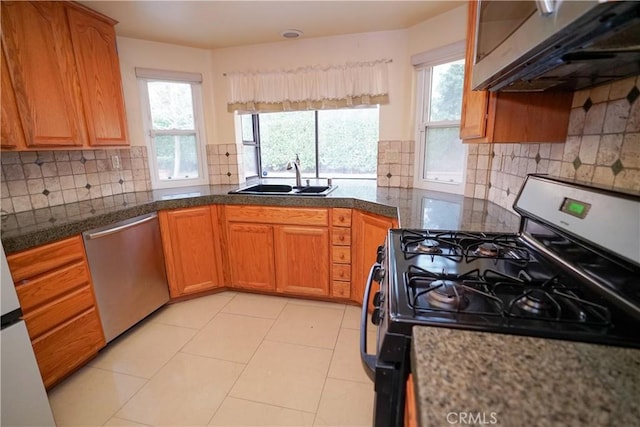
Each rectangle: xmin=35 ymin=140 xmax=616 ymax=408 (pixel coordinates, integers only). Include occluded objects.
xmin=227 ymin=222 xmax=276 ymax=291
xmin=159 ymin=206 xmax=224 ymax=298
xmin=274 ymin=225 xmax=330 ymax=296
xmin=6 ymin=235 xmax=105 ymax=388
xmin=352 ymin=210 xmax=398 ymax=310
xmin=404 ymin=373 xmax=418 ymax=427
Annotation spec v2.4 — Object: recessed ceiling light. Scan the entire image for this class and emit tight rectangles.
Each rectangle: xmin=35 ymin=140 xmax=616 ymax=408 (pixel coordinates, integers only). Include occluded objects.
xmin=281 ymin=29 xmax=303 ymax=39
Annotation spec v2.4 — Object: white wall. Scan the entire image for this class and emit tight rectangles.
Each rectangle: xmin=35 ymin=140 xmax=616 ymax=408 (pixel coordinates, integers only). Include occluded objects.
xmin=116 ymin=5 xmax=468 ymax=147
xmin=116 ymin=36 xmax=216 ymax=147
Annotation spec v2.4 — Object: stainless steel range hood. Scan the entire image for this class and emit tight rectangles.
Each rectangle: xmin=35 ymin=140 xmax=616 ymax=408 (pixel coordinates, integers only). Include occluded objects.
xmin=473 ymin=0 xmax=640 ymax=92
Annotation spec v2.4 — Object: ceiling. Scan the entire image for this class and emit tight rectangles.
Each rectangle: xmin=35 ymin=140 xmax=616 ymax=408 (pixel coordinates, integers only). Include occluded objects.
xmin=79 ymin=1 xmax=464 ymax=49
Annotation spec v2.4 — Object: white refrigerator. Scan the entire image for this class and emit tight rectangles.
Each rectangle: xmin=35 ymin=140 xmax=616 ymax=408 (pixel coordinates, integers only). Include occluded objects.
xmin=1 ymin=244 xmax=55 ymax=426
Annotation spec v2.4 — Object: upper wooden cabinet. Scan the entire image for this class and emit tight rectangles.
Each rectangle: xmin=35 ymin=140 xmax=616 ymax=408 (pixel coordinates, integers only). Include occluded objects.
xmin=460 ymin=0 xmax=573 ymax=144
xmin=0 ymin=1 xmax=128 ymax=150
xmin=1 ymin=45 xmax=27 ymax=150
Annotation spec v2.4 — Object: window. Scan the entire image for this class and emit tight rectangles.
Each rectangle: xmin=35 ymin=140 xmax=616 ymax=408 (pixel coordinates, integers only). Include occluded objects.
xmin=139 ymin=72 xmax=208 ymax=189
xmin=241 ymin=107 xmax=379 ymax=179
xmin=413 ymin=43 xmax=467 ymax=194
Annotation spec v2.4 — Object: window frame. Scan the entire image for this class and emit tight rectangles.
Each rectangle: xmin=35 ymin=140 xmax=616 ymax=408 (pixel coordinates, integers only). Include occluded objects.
xmin=412 ymin=42 xmax=467 ymax=195
xmin=242 ymin=107 xmax=379 ymax=180
xmin=138 ymin=77 xmax=209 ymax=190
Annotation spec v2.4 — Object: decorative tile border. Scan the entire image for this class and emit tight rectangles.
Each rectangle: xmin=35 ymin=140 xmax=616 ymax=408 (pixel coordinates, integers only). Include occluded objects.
xmin=207 ymin=144 xmax=240 ymax=185
xmin=377 ymin=140 xmax=415 ymax=188
xmin=1 ymin=147 xmax=151 ymax=214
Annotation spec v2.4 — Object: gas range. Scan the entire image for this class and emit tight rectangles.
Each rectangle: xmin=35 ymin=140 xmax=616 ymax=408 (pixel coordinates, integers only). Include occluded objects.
xmin=361 ymin=175 xmax=640 ymax=427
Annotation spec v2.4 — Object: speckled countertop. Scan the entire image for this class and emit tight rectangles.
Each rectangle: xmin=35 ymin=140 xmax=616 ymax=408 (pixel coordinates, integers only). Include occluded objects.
xmin=411 ymin=327 xmax=640 ymax=427
xmin=1 ymin=179 xmax=519 ymax=253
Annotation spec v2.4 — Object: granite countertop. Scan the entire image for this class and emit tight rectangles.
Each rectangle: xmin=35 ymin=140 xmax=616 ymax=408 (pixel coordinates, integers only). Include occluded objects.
xmin=411 ymin=327 xmax=640 ymax=426
xmin=1 ymin=179 xmax=520 ymax=253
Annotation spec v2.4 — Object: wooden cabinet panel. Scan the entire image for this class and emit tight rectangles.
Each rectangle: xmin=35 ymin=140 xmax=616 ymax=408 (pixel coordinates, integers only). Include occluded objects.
xmin=67 ymin=6 xmax=128 ymax=147
xmin=159 ymin=207 xmax=223 ymax=298
xmin=332 ymin=228 xmax=351 ymax=246
xmin=226 ymin=205 xmax=328 ymax=226
xmin=352 ymin=211 xmax=397 ymax=309
xmin=274 ymin=225 xmax=330 ymax=296
xmin=331 ymin=281 xmax=350 ymax=299
xmin=332 ymin=208 xmax=352 ymax=227
xmin=227 ymin=223 xmax=276 ymax=291
xmin=1 ymin=1 xmax=86 ymax=148
xmin=32 ymin=308 xmax=104 ymax=389
xmin=332 ymin=264 xmax=351 ymax=282
xmin=1 ymin=44 xmax=26 ymax=149
xmin=404 ymin=374 xmax=418 ymax=427
xmin=6 ymin=235 xmax=105 ymax=389
xmin=460 ymin=0 xmax=572 ymax=144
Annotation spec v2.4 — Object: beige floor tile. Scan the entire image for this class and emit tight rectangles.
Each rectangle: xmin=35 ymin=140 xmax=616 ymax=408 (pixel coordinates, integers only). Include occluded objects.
xmin=182 ymin=313 xmax=274 ymax=363
xmin=314 ymin=378 xmax=374 ymax=427
xmin=265 ymin=304 xmax=342 ymax=349
xmin=103 ymin=417 xmax=150 ymax=426
xmin=89 ymin=321 xmax=197 ymax=378
xmin=209 ymin=397 xmax=315 ymax=426
xmin=342 ymin=305 xmax=377 ymax=332
xmin=286 ymin=298 xmax=345 ymax=311
xmin=48 ymin=367 xmax=146 ymax=427
xmin=221 ymin=293 xmax=288 ymax=319
xmin=230 ymin=340 xmax=332 ymax=413
xmin=116 ymin=352 xmax=244 ymax=426
xmin=151 ymin=292 xmax=235 ymax=329
xmin=328 ymin=328 xmax=372 ymax=384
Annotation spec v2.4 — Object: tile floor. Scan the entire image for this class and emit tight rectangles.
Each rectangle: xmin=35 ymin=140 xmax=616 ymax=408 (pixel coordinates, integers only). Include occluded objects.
xmin=48 ymin=292 xmax=378 ymax=426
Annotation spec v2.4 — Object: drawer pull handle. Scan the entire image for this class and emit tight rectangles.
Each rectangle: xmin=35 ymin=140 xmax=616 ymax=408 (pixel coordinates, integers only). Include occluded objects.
xmin=339 ymin=216 xmax=344 ymax=221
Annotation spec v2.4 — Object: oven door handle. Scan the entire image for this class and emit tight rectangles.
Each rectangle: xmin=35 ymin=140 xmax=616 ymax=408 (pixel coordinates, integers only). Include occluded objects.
xmin=360 ymin=263 xmax=380 ymax=382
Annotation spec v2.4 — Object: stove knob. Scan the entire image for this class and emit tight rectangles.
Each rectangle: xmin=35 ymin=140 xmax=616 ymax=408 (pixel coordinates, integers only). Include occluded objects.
xmin=371 ymin=308 xmax=381 ymax=326
xmin=376 ymin=245 xmax=385 ymax=263
xmin=373 ymin=291 xmax=382 ymax=307
xmin=373 ymin=267 xmax=385 ymax=283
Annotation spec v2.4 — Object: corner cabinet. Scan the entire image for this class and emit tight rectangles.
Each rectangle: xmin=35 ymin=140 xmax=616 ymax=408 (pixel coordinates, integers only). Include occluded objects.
xmin=460 ymin=0 xmax=572 ymax=143
xmin=0 ymin=1 xmax=128 ymax=150
xmin=352 ymin=211 xmax=398 ymax=310
xmin=159 ymin=206 xmax=224 ymax=298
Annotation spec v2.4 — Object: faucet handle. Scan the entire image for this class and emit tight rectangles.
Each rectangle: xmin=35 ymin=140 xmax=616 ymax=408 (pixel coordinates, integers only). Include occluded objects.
xmin=295 ymin=153 xmax=300 ymax=164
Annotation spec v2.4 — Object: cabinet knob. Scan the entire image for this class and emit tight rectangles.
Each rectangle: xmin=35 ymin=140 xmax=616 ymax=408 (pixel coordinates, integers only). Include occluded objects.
xmin=339 ymin=235 xmax=344 ymax=241
xmin=339 ymin=253 xmax=345 ymax=260
xmin=338 ymin=215 xmax=344 ymax=222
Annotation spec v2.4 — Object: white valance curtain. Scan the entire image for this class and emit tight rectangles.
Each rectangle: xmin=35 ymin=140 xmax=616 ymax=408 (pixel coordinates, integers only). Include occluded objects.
xmin=226 ymin=59 xmax=390 ymax=113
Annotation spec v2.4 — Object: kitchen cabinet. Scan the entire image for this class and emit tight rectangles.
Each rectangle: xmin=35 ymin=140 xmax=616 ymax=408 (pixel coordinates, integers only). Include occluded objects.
xmin=352 ymin=210 xmax=397 ymax=310
xmin=331 ymin=208 xmax=352 ymax=299
xmin=1 ymin=45 xmax=26 ymax=149
xmin=6 ymin=236 xmax=106 ymax=389
xmin=404 ymin=374 xmax=418 ymax=427
xmin=224 ymin=205 xmax=330 ymax=297
xmin=0 ymin=1 xmax=128 ymax=150
xmin=159 ymin=206 xmax=224 ymax=298
xmin=459 ymin=0 xmax=572 ymax=143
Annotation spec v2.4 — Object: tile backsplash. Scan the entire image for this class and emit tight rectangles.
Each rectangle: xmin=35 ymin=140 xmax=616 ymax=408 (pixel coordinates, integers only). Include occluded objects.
xmin=377 ymin=140 xmax=415 ymax=188
xmin=206 ymin=144 xmax=240 ymax=185
xmin=1 ymin=147 xmax=151 ymax=214
xmin=466 ymin=75 xmax=640 ymax=211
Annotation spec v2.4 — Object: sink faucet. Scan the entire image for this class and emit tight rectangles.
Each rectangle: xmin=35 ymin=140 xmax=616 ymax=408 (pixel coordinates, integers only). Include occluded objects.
xmin=286 ymin=154 xmax=302 ymax=187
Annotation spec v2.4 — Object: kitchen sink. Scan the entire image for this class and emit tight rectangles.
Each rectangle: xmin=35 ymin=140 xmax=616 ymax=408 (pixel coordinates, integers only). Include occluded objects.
xmin=229 ymin=184 xmax=337 ymax=196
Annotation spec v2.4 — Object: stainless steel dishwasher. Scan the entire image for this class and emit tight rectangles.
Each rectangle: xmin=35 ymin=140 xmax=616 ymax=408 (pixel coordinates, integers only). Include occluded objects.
xmin=83 ymin=213 xmax=170 ymax=342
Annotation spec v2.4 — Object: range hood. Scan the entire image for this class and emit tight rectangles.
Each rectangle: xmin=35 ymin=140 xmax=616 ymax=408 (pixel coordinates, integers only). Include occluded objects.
xmin=473 ymin=0 xmax=640 ymax=92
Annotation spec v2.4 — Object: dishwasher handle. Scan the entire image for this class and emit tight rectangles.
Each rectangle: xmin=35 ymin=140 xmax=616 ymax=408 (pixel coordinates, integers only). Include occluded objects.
xmin=84 ymin=214 xmax=158 ymax=240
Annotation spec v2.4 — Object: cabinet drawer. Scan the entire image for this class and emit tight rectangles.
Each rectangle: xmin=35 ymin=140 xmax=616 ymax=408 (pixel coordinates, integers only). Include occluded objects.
xmin=23 ymin=286 xmax=95 ymax=339
xmin=332 ymin=208 xmax=352 ymax=227
xmin=16 ymin=261 xmax=91 ymax=312
xmin=226 ymin=205 xmax=328 ymax=226
xmin=32 ymin=307 xmax=105 ymax=388
xmin=7 ymin=236 xmax=85 ymax=282
xmin=332 ymin=281 xmax=350 ymax=298
xmin=332 ymin=246 xmax=351 ymax=264
xmin=332 ymin=264 xmax=351 ymax=282
xmin=332 ymin=228 xmax=351 ymax=246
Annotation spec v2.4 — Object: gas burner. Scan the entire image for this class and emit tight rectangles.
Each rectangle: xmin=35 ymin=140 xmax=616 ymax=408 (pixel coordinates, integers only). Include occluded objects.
xmin=514 ymin=289 xmax=553 ymax=315
xmin=427 ymin=280 xmax=469 ymax=311
xmin=416 ymin=239 xmax=441 ymax=254
xmin=475 ymin=243 xmax=500 ymax=257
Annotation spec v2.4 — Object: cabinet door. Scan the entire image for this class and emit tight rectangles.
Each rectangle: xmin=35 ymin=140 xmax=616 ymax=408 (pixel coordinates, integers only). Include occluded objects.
xmin=274 ymin=225 xmax=330 ymax=296
xmin=67 ymin=6 xmax=128 ymax=147
xmin=227 ymin=223 xmax=276 ymax=291
xmin=1 ymin=44 xmax=26 ymax=149
xmin=1 ymin=1 xmax=86 ymax=148
xmin=352 ymin=211 xmax=397 ymax=310
xmin=159 ymin=207 xmax=223 ymax=298
xmin=459 ymin=0 xmax=490 ymax=142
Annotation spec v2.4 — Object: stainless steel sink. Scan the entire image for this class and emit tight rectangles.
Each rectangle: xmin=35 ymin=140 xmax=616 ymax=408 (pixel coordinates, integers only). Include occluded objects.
xmin=229 ymin=184 xmax=337 ymax=196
